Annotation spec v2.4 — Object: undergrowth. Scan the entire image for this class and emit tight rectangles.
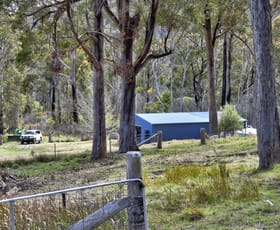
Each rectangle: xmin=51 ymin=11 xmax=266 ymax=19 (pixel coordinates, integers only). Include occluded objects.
xmin=157 ymin=163 xmax=259 ymax=207
xmin=147 ymin=162 xmax=260 ymax=228
xmin=0 ymin=186 xmax=128 ymax=229
xmin=2 ymin=136 xmax=279 ymax=229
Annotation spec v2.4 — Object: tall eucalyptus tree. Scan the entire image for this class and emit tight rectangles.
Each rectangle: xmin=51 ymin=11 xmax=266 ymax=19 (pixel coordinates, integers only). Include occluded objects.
xmin=250 ymin=0 xmax=280 ymax=169
xmin=66 ymin=0 xmax=106 ymax=159
xmin=9 ymin=0 xmax=106 ymax=159
xmin=0 ymin=14 xmax=23 ymax=134
xmin=104 ymin=0 xmax=171 ymax=153
xmin=203 ymin=3 xmax=218 ymax=135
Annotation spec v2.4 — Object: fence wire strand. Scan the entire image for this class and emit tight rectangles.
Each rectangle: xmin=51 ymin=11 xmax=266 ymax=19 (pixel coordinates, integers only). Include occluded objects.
xmin=0 ymin=178 xmax=144 ymax=230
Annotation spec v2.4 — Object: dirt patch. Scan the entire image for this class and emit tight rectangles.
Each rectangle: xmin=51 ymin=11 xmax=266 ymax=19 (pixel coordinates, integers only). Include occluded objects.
xmin=0 ymin=172 xmax=40 ymax=196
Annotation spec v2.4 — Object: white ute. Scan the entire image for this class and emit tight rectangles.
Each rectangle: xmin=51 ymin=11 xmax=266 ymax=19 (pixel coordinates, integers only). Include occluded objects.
xmin=20 ymin=130 xmax=42 ymax=144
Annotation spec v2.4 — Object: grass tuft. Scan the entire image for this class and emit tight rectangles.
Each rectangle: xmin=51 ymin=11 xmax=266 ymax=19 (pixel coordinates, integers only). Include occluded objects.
xmin=179 ymin=207 xmax=204 ymax=221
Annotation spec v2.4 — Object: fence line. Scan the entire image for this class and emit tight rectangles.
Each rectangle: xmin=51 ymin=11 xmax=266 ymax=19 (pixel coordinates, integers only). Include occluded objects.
xmin=0 ymin=151 xmax=148 ymax=230
xmin=137 ymin=130 xmax=162 ymax=149
xmin=0 ymin=179 xmax=143 ymax=205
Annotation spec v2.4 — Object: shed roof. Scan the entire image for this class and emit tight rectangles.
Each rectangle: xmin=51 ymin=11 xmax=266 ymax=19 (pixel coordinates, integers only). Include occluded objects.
xmin=136 ymin=112 xmax=209 ymax=125
xmin=136 ymin=112 xmax=246 ymax=125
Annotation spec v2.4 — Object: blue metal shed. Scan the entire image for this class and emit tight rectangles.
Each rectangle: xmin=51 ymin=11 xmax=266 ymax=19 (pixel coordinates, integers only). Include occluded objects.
xmin=135 ymin=112 xmax=211 ymax=142
xmin=135 ymin=112 xmax=247 ymax=142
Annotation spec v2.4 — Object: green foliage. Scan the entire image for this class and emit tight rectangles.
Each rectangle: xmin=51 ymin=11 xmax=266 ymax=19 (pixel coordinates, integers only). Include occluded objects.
xmin=159 ymin=163 xmax=258 ymax=206
xmin=46 ymin=117 xmax=56 ymax=127
xmin=161 ymin=90 xmax=171 ymax=112
xmin=218 ymin=104 xmax=243 ymax=136
xmin=165 ymin=165 xmax=205 ymax=183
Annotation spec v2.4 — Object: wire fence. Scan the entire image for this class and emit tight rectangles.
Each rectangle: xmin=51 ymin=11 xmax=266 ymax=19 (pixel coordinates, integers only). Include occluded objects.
xmin=0 ymin=151 xmax=147 ymax=230
xmin=0 ymin=178 xmax=145 ymax=230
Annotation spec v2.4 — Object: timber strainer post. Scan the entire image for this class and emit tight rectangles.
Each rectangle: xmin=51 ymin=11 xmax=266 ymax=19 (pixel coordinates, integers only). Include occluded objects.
xmin=126 ymin=151 xmax=148 ymax=230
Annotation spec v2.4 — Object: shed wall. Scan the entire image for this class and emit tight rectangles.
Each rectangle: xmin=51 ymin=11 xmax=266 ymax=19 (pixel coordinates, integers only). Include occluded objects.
xmin=135 ymin=116 xmax=153 ymax=143
xmin=153 ymin=123 xmax=209 ymax=141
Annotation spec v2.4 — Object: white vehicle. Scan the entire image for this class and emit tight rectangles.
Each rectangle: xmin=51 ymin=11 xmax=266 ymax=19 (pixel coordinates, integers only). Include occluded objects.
xmin=20 ymin=130 xmax=42 ymax=144
xmin=236 ymin=126 xmax=257 ymax=136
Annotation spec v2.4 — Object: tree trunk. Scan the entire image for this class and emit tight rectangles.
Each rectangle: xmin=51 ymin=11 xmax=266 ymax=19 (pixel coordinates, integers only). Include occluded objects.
xmin=145 ymin=70 xmax=151 ymax=113
xmin=168 ymin=54 xmax=175 ymax=111
xmin=92 ymin=0 xmax=106 ymax=159
xmin=221 ymin=32 xmax=227 ymax=107
xmin=57 ymin=84 xmax=62 ymax=124
xmin=106 ymin=0 xmax=163 ymax=152
xmin=250 ymin=74 xmax=258 ymax=128
xmin=50 ymin=75 xmax=56 ymax=120
xmin=251 ymin=0 xmax=280 ymax=169
xmin=0 ymin=107 xmax=3 ymax=135
xmin=192 ymin=58 xmax=206 ymax=111
xmin=0 ymin=89 xmax=3 ymax=135
xmin=179 ymin=52 xmax=188 ymax=112
xmin=70 ymin=49 xmax=78 ymax=124
xmin=119 ymin=77 xmax=139 ymax=153
xmin=226 ymin=33 xmax=233 ymax=104
xmin=204 ymin=6 xmax=218 ymax=135
xmin=118 ymin=0 xmax=140 ymax=153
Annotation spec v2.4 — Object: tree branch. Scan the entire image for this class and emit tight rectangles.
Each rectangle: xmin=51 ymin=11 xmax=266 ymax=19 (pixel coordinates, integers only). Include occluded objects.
xmin=31 ymin=10 xmax=57 ymax=28
xmin=212 ymin=17 xmax=221 ymax=46
xmin=231 ymin=32 xmax=254 ymax=56
xmin=65 ymin=0 xmax=101 ymax=70
xmin=104 ymin=0 xmax=119 ymax=26
xmin=137 ymin=50 xmax=172 ymax=73
xmin=25 ymin=1 xmax=66 ymax=17
xmin=134 ymin=0 xmax=160 ymax=74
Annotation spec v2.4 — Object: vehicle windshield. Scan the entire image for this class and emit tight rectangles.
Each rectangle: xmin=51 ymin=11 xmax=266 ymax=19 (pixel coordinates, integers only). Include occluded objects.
xmin=25 ymin=131 xmax=35 ymax=134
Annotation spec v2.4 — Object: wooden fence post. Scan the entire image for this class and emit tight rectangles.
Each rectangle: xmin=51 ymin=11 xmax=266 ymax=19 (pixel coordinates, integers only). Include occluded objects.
xmin=200 ymin=128 xmax=207 ymax=145
xmin=157 ymin=131 xmax=162 ymax=149
xmin=126 ymin=151 xmax=147 ymax=230
xmin=48 ymin=133 xmax=52 ymax=143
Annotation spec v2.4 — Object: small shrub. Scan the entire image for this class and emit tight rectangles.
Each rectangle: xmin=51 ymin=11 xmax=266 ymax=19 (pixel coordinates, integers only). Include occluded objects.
xmin=209 ymin=163 xmax=232 ymax=200
xmin=219 ymin=104 xmax=243 ymax=137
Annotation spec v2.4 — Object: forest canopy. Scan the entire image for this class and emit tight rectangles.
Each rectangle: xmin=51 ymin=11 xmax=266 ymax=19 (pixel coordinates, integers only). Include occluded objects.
xmin=0 ymin=0 xmax=279 ymax=168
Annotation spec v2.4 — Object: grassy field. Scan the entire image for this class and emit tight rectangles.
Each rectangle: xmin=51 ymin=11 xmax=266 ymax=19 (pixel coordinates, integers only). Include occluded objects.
xmin=1 ymin=136 xmax=280 ymax=229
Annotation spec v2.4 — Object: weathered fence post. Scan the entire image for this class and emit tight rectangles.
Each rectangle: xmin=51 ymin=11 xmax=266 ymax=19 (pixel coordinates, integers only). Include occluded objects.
xmin=48 ymin=133 xmax=52 ymax=143
xmin=200 ymin=128 xmax=207 ymax=145
xmin=157 ymin=131 xmax=162 ymax=149
xmin=126 ymin=151 xmax=148 ymax=230
xmin=9 ymin=201 xmax=16 ymax=230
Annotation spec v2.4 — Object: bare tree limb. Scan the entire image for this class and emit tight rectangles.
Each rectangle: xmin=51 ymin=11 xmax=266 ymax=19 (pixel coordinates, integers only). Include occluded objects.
xmin=25 ymin=1 xmax=66 ymax=17
xmin=137 ymin=51 xmax=172 ymax=73
xmin=104 ymin=0 xmax=119 ymax=26
xmin=65 ymin=0 xmax=101 ymax=70
xmin=134 ymin=0 xmax=160 ymax=73
xmin=231 ymin=32 xmax=254 ymax=56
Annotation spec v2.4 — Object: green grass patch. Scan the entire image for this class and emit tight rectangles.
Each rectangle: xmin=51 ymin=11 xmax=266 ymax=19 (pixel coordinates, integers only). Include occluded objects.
xmin=3 ymin=135 xmax=280 ymax=229
xmin=0 ymin=151 xmax=92 ymax=176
